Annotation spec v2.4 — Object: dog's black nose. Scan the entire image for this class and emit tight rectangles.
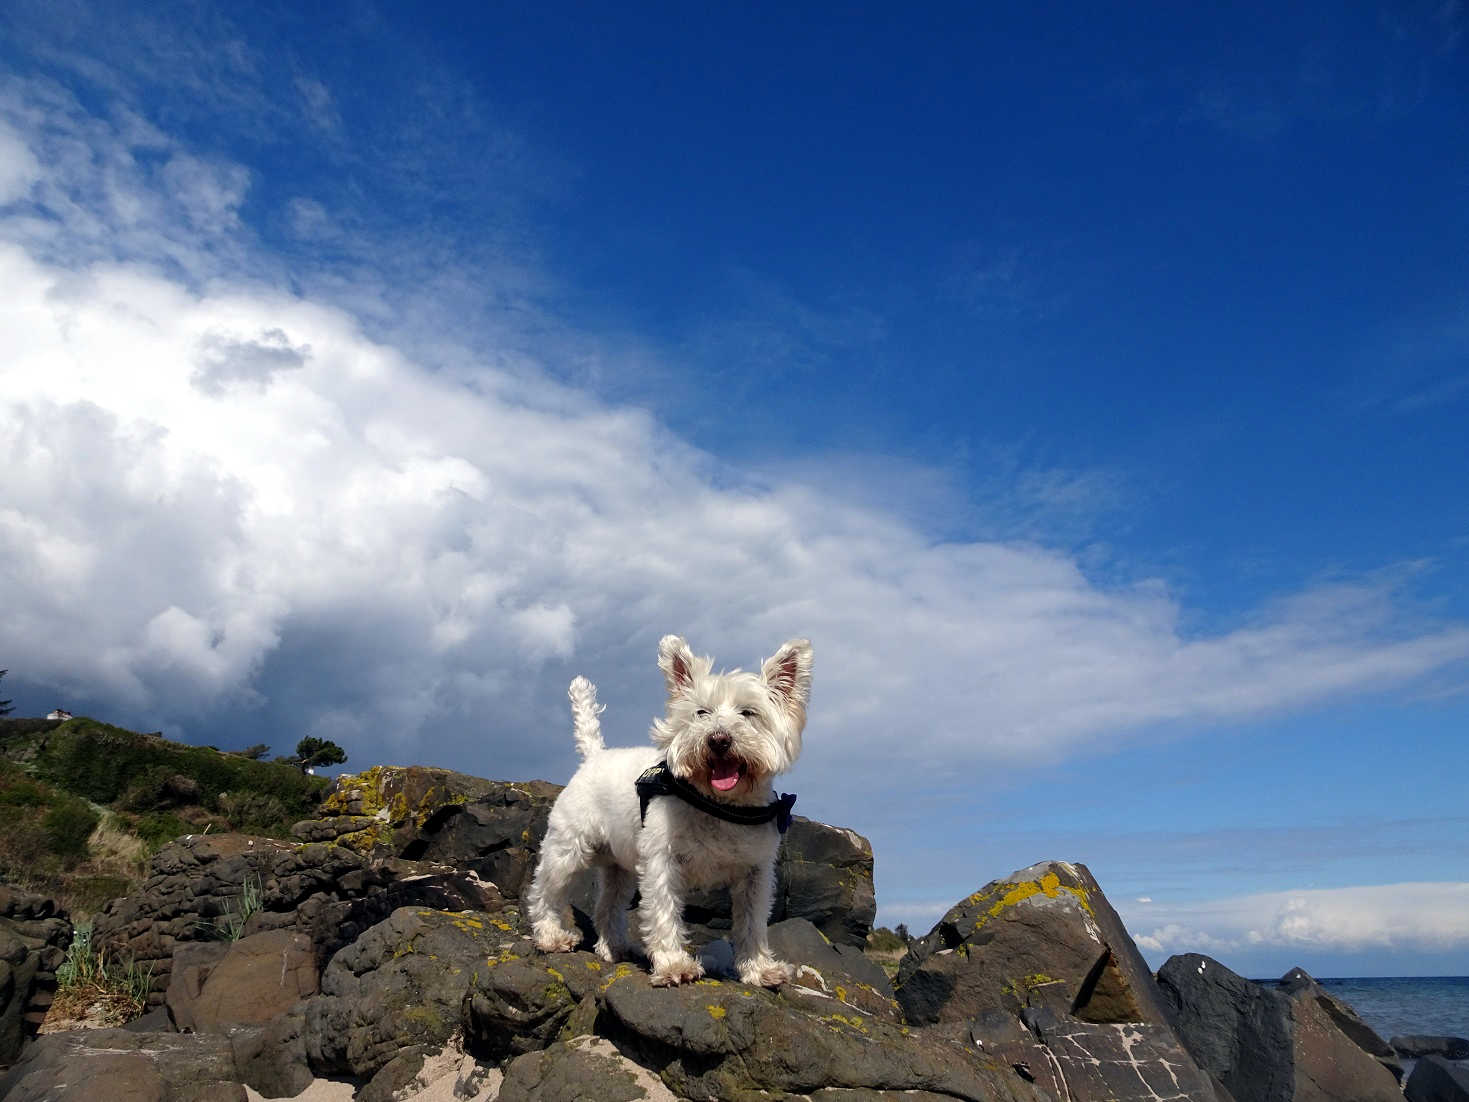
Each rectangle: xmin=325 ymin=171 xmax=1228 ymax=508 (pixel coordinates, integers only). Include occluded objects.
xmin=708 ymin=730 xmax=733 ymax=756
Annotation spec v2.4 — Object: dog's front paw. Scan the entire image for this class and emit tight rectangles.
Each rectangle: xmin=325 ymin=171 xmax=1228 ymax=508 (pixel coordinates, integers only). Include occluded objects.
xmin=532 ymin=925 xmax=581 ymax=954
xmin=649 ymin=952 xmax=704 ymax=987
xmin=738 ymin=956 xmax=794 ymax=988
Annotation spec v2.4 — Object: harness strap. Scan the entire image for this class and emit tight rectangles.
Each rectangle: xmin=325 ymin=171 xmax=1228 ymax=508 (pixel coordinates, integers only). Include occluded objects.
xmin=635 ymin=760 xmax=796 ymax=834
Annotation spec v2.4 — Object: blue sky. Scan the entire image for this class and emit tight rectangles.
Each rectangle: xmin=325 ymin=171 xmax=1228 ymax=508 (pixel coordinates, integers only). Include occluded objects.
xmin=1 ymin=0 xmax=1466 ymax=977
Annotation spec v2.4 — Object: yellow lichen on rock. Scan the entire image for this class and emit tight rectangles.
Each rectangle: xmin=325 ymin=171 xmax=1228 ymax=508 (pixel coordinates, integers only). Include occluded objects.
xmin=972 ymin=870 xmax=1094 ymax=931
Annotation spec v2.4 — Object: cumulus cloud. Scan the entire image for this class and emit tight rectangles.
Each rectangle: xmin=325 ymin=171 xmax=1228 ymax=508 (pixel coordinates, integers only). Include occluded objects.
xmin=1 ymin=74 xmax=1468 ymax=805
xmin=1126 ymin=882 xmax=1469 ymax=957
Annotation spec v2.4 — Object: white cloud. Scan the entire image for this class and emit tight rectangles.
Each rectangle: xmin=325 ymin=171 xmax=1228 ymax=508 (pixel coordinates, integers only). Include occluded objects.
xmin=160 ymin=153 xmax=250 ymax=232
xmin=1124 ymin=882 xmax=1469 ymax=956
xmin=0 ymin=121 xmax=43 ymax=204
xmin=1 ymin=74 xmax=1468 ymax=801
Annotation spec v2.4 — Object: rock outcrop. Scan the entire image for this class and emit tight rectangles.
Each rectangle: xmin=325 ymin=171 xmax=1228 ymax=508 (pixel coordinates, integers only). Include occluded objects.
xmin=91 ymin=832 xmax=497 ymax=1003
xmin=4 ymin=763 xmax=1424 ymax=1102
xmin=1395 ymin=1035 xmax=1469 ymax=1060
xmin=1278 ymin=966 xmax=1403 ymax=1084
xmin=1157 ymin=954 xmax=1404 ymax=1102
xmin=0 ymin=887 xmax=71 ymax=1066
xmin=894 ymin=859 xmax=1231 ymax=1101
xmin=0 ymin=1028 xmax=246 ymax=1101
xmin=1405 ymin=1054 xmax=1469 ymax=1102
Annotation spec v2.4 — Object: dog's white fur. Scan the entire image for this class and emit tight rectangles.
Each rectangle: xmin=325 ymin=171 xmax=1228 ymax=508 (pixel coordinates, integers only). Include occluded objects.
xmin=525 ymin=635 xmax=813 ymax=988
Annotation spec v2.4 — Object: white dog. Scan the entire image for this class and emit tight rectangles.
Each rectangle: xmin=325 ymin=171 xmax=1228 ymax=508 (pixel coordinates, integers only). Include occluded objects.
xmin=525 ymin=635 xmax=812 ymax=987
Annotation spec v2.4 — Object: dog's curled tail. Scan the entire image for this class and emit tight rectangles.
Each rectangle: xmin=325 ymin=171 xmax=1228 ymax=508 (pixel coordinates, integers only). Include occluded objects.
xmin=568 ymin=676 xmax=605 ymax=758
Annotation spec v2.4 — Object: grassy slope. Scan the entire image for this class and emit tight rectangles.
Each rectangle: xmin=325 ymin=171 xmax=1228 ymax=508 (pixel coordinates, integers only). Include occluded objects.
xmin=0 ymin=717 xmax=328 ymax=916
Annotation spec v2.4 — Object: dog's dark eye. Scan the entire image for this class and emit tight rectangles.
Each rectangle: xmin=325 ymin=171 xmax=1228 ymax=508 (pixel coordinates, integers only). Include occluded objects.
xmin=695 ymin=708 xmax=710 ymax=717
xmin=739 ymin=708 xmax=756 ymax=719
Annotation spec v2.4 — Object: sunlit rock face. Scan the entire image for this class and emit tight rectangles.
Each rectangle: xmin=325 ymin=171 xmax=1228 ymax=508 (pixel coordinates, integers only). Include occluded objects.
xmin=896 ymin=859 xmax=1233 ymax=1102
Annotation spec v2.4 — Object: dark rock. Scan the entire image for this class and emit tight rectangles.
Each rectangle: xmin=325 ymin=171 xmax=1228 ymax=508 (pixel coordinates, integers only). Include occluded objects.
xmin=160 ymin=774 xmax=202 ymax=805
xmin=0 ymin=1028 xmax=245 ymax=1101
xmin=290 ymin=814 xmax=382 ymax=843
xmin=186 ymin=928 xmax=317 ymax=1031
xmin=772 ymin=815 xmax=877 ymax=946
xmin=1160 ymin=956 xmax=1404 ymax=1102
xmin=1406 ymin=1054 xmax=1469 ymax=1102
xmin=228 ymin=1011 xmax=315 ymax=1099
xmin=309 ymin=764 xmax=499 ymax=854
xmin=358 ymin=1045 xmax=427 ymax=1102
xmin=92 ymin=831 xmax=498 ymax=1006
xmin=303 ymin=905 xmax=522 ymax=1082
xmin=594 ymin=968 xmax=1049 ymax=1101
xmin=1157 ymin=953 xmax=1295 ymax=1102
xmin=402 ymin=780 xmax=562 ymax=896
xmin=91 ymin=833 xmax=297 ymax=1004
xmin=1396 ymin=1035 xmax=1469 ymax=1060
xmin=1277 ymin=967 xmax=1404 ymax=1090
xmin=764 ymin=917 xmax=901 ymax=1020
xmin=0 ymin=887 xmax=71 ymax=1065
xmin=464 ymin=944 xmax=609 ymax=1061
xmin=303 ymin=864 xmax=501 ymax=965
xmin=895 ymin=860 xmax=1229 ymax=1101
xmin=164 ymin=940 xmax=231 ymax=1032
xmin=498 ymin=1035 xmax=677 ymax=1102
xmin=123 ymin=1006 xmax=175 ymax=1033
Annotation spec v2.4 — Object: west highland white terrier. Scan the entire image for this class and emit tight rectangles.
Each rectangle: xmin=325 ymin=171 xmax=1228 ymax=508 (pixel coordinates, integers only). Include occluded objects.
xmin=525 ymin=635 xmax=813 ymax=987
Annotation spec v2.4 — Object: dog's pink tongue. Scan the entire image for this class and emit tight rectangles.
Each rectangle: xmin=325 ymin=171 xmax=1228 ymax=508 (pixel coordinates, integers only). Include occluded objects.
xmin=710 ymin=761 xmax=741 ymax=791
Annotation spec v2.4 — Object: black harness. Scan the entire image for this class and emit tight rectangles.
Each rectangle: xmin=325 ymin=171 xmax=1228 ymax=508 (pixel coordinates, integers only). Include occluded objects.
xmin=635 ymin=760 xmax=797 ymax=834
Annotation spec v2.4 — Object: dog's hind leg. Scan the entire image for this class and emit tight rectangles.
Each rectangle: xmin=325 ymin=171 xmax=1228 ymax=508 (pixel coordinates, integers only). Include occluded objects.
xmin=592 ymin=863 xmax=636 ymax=963
xmin=526 ymin=829 xmax=585 ymax=953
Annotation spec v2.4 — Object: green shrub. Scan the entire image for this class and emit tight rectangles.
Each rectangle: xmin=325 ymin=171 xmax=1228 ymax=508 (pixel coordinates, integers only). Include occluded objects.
xmin=42 ymin=797 xmax=100 ymax=861
xmin=30 ymin=718 xmax=326 ymax=837
xmin=130 ymin=810 xmax=190 ymax=850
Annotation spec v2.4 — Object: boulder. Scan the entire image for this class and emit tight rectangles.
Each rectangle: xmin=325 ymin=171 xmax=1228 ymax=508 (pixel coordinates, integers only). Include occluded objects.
xmin=0 ymin=1028 xmax=245 ymax=1101
xmin=164 ymin=940 xmax=231 ymax=1032
xmin=1160 ymin=956 xmax=1403 ymax=1102
xmin=1405 ymin=1054 xmax=1469 ymax=1102
xmin=228 ymin=1011 xmax=315 ymax=1099
xmin=1156 ymin=954 xmax=1295 ymax=1102
xmin=591 ymin=967 xmax=1050 ymax=1101
xmin=310 ymin=764 xmax=497 ymax=854
xmin=303 ymin=905 xmax=523 ymax=1082
xmin=184 ymin=928 xmax=317 ymax=1031
xmin=894 ymin=860 xmax=1230 ymax=1101
xmin=400 ymin=780 xmax=562 ymax=896
xmin=0 ymin=886 xmax=71 ymax=1065
xmin=1279 ymin=967 xmax=1403 ymax=1082
xmin=772 ymin=815 xmax=877 ymax=946
xmin=497 ymin=1034 xmax=679 ymax=1102
xmin=1395 ymin=1036 xmax=1469 ymax=1061
xmin=764 ymin=916 xmax=901 ymax=1020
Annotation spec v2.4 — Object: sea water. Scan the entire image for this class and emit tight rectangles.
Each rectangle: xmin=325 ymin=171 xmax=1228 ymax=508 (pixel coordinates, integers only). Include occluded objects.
xmin=1314 ymin=976 xmax=1469 ymax=1043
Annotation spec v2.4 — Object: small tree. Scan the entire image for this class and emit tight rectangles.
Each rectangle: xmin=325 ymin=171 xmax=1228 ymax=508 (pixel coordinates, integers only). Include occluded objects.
xmin=294 ymin=736 xmax=346 ymax=772
xmin=237 ymin=743 xmax=270 ymax=760
xmin=0 ymin=670 xmax=12 ymax=717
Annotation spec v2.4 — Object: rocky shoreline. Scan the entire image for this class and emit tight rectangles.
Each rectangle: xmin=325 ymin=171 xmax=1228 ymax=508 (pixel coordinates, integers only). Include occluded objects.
xmin=0 ymin=764 xmax=1464 ymax=1101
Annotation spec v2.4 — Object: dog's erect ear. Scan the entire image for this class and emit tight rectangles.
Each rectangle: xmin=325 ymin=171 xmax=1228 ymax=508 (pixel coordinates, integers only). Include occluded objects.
xmin=658 ymin=635 xmax=707 ymax=696
xmin=760 ymin=638 xmax=813 ymax=729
